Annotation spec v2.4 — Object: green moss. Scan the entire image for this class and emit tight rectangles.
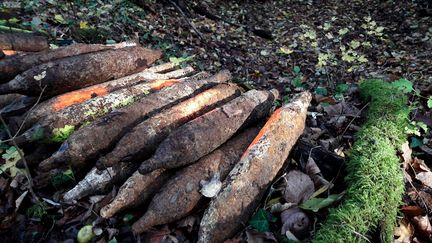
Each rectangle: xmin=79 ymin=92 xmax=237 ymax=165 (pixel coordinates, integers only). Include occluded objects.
xmin=50 ymin=125 xmax=75 ymax=143
xmin=313 ymin=79 xmax=409 ymax=243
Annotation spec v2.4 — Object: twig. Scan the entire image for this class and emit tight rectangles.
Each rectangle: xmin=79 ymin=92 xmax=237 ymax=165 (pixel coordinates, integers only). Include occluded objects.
xmin=0 ymin=113 xmax=38 ymax=201
xmin=340 ymin=102 xmax=369 ymax=138
xmin=169 ymin=0 xmax=204 ymax=41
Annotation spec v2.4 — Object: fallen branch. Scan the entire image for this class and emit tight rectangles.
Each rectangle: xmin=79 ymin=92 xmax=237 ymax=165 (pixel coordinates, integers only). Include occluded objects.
xmin=0 ymin=43 xmax=115 ymax=82
xmin=0 ymin=33 xmax=48 ymax=52
xmin=198 ymin=91 xmax=311 ymax=242
xmin=138 ymin=89 xmax=277 ymax=174
xmin=38 ymin=71 xmax=230 ymax=172
xmin=169 ymin=0 xmax=204 ymax=41
xmin=0 ymin=47 xmax=162 ymax=96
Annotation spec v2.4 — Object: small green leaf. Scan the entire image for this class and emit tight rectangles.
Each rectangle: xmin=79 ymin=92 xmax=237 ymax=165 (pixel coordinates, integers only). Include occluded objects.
xmin=336 ymin=83 xmax=349 ymax=94
xmin=338 ymin=27 xmax=349 ymax=36
xmin=54 ymin=14 xmax=65 ymax=24
xmin=350 ymin=40 xmax=361 ymax=49
xmin=108 ymin=238 xmax=118 ymax=243
xmin=77 ymin=225 xmax=94 ymax=243
xmin=410 ymin=137 xmax=423 ymax=148
xmin=123 ymin=213 xmax=134 ymax=223
xmin=0 ymin=146 xmax=22 ymax=177
xmin=249 ymin=208 xmax=272 ymax=232
xmin=300 ymin=193 xmax=344 ymax=212
xmin=292 ymin=77 xmax=302 ymax=88
xmin=51 ymin=169 xmax=75 ymax=188
xmin=293 ymin=66 xmax=301 ymax=74
xmin=392 ymin=79 xmax=413 ymax=93
xmin=427 ymin=97 xmax=432 ymax=109
xmin=169 ymin=55 xmax=195 ymax=65
xmin=315 ymin=86 xmax=328 ymax=96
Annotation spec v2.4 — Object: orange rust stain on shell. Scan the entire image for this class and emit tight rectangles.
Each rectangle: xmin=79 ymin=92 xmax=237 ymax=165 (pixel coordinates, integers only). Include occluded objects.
xmin=240 ymin=107 xmax=283 ymax=160
xmin=52 ymin=86 xmax=109 ymax=111
xmin=2 ymin=50 xmax=17 ymax=56
xmin=149 ymin=79 xmax=179 ymax=91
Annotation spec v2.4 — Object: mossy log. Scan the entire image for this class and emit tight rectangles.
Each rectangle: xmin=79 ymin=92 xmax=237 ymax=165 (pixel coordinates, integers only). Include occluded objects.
xmin=313 ymin=79 xmax=409 ymax=243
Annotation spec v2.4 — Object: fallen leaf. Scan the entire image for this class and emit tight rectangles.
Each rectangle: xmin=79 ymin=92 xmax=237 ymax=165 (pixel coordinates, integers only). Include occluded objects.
xmin=280 ymin=207 xmax=310 ymax=239
xmin=400 ymin=205 xmax=425 ymax=218
xmin=412 ymin=158 xmax=430 ymax=173
xmin=416 ymin=172 xmax=432 ymax=188
xmin=200 ymin=173 xmax=222 ymax=198
xmin=394 ymin=218 xmax=414 ymax=243
xmin=300 ymin=193 xmax=344 ymax=212
xmin=400 ymin=142 xmax=412 ymax=169
xmin=249 ymin=209 xmax=275 ymax=233
xmin=283 ymin=170 xmax=315 ymax=204
xmin=412 ymin=215 xmax=432 ymax=240
xmin=177 ymin=215 xmax=199 ymax=232
xmin=246 ymin=230 xmax=277 ymax=243
xmin=14 ymin=190 xmax=28 ymax=212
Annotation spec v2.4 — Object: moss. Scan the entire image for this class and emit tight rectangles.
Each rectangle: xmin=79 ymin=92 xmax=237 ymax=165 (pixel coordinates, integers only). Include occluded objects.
xmin=313 ymin=79 xmax=409 ymax=243
xmin=50 ymin=125 xmax=75 ymax=143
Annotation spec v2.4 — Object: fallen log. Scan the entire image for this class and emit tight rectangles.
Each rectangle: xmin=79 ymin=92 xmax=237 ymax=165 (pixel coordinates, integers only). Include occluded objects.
xmin=0 ymin=41 xmax=137 ymax=82
xmin=313 ymin=80 xmax=408 ymax=243
xmin=9 ymin=65 xmax=196 ymax=132
xmin=38 ymin=71 xmax=231 ymax=172
xmin=198 ymin=91 xmax=311 ymax=243
xmin=138 ymin=89 xmax=278 ymax=174
xmin=131 ymin=126 xmax=260 ymax=233
xmin=96 ymin=83 xmax=241 ymax=169
xmin=0 ymin=43 xmax=114 ymax=82
xmin=14 ymin=75 xmax=193 ymax=144
xmin=0 ymin=33 xmax=48 ymax=52
xmin=0 ymin=46 xmax=162 ymax=96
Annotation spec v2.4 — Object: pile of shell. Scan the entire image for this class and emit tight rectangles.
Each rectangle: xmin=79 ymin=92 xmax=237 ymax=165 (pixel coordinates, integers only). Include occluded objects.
xmin=0 ymin=33 xmax=311 ymax=242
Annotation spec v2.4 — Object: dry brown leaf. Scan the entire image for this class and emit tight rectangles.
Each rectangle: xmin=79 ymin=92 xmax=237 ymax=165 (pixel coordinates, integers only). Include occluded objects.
xmin=412 ymin=215 xmax=432 ymax=240
xmin=400 ymin=142 xmax=412 ymax=169
xmin=412 ymin=158 xmax=430 ymax=173
xmin=283 ymin=170 xmax=315 ymax=204
xmin=280 ymin=207 xmax=310 ymax=239
xmin=400 ymin=205 xmax=425 ymax=218
xmin=416 ymin=172 xmax=432 ymax=188
xmin=245 ymin=230 xmax=277 ymax=243
xmin=394 ymin=218 xmax=414 ymax=243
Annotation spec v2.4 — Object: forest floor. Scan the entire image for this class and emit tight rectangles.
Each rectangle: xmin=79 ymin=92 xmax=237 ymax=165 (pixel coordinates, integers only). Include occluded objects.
xmin=0 ymin=0 xmax=432 ymax=242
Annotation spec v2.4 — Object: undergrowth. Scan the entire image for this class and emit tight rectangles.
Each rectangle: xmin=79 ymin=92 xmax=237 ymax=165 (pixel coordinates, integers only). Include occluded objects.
xmin=313 ymin=79 xmax=409 ymax=242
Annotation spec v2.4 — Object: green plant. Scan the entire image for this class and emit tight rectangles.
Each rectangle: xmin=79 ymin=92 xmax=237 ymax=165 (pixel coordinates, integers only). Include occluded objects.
xmin=0 ymin=146 xmax=22 ymax=177
xmin=27 ymin=201 xmax=50 ymax=218
xmin=51 ymin=168 xmax=75 ymax=188
xmin=291 ymin=66 xmax=303 ymax=88
xmin=249 ymin=208 xmax=276 ymax=232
